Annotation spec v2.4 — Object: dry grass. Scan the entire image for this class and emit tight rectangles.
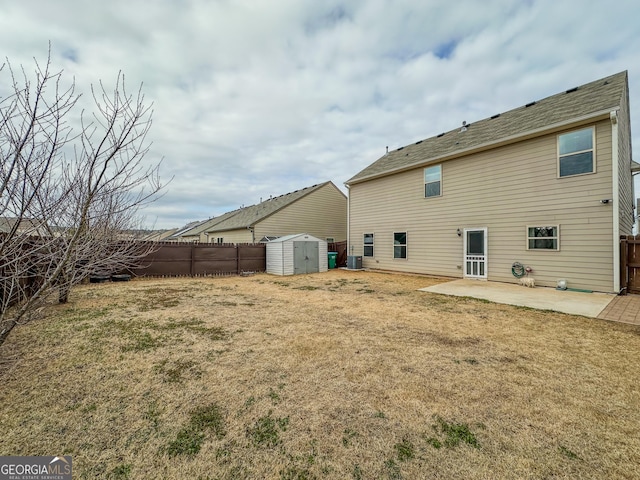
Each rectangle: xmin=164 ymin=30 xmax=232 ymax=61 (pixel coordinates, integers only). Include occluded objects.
xmin=1 ymin=270 xmax=639 ymax=479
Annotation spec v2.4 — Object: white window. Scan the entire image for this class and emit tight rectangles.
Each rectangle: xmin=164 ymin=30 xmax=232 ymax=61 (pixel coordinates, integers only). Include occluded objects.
xmin=424 ymin=165 xmax=442 ymax=197
xmin=216 ymin=237 xmax=224 ymax=244
xmin=558 ymin=127 xmax=595 ymax=177
xmin=394 ymin=232 xmax=407 ymax=259
xmin=527 ymin=226 xmax=559 ymax=250
xmin=364 ymin=233 xmax=374 ymax=257
xmin=326 ymin=237 xmax=335 ymax=243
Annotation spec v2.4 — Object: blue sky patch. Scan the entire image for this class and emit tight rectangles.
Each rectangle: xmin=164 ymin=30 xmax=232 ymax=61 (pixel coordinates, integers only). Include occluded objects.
xmin=62 ymin=48 xmax=78 ymax=63
xmin=434 ymin=39 xmax=457 ymax=59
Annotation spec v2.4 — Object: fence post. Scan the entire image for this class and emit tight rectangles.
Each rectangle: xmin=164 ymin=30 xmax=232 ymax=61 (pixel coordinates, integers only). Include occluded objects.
xmin=620 ymin=236 xmax=628 ymax=295
xmin=190 ymin=243 xmax=196 ymax=277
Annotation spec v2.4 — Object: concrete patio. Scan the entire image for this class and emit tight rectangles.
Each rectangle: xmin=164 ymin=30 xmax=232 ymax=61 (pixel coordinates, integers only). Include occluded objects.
xmin=420 ymin=279 xmax=617 ymax=319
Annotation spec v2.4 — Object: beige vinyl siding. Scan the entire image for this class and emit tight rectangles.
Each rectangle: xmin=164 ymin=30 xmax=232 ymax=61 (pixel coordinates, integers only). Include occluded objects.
xmin=349 ymin=119 xmax=615 ymax=292
xmin=211 ymin=229 xmax=253 ymax=244
xmin=617 ymin=84 xmax=634 ymax=235
xmin=254 ymin=183 xmax=347 ymax=241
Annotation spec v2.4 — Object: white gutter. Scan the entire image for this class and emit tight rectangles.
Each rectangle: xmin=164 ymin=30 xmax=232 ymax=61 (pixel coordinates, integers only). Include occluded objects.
xmin=611 ymin=110 xmax=620 ymax=293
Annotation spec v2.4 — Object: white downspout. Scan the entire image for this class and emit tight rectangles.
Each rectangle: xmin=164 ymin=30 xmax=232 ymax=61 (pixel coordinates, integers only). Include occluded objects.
xmin=345 ymin=184 xmax=350 ymax=256
xmin=611 ymin=110 xmax=620 ymax=293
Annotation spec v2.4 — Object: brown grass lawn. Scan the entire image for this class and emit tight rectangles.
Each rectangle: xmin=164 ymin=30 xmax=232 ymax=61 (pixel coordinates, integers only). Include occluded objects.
xmin=0 ymin=270 xmax=639 ymax=479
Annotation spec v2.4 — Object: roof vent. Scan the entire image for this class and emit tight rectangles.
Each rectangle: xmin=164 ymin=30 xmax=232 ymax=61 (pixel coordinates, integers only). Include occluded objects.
xmin=437 ymin=132 xmax=445 ymax=138
xmin=525 ymin=101 xmax=536 ymax=107
xmin=460 ymin=121 xmax=468 ymax=132
xmin=566 ymin=87 xmax=578 ymax=93
xmin=397 ymin=146 xmax=404 ymax=151
xmin=490 ymin=114 xmax=500 ymax=119
xmin=415 ymin=140 xmax=423 ymax=145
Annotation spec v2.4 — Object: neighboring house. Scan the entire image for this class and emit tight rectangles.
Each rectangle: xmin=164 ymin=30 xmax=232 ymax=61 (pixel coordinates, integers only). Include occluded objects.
xmin=174 ymin=210 xmax=243 ymax=243
xmin=345 ymin=71 xmax=634 ymax=293
xmin=163 ymin=220 xmax=208 ymax=242
xmin=0 ymin=217 xmax=49 ymax=237
xmin=142 ymin=228 xmax=181 ymax=242
xmin=200 ymin=181 xmax=347 ymax=244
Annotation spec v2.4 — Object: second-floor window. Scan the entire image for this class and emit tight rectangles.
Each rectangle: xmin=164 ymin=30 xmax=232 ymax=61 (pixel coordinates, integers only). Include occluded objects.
xmin=424 ymin=165 xmax=442 ymax=197
xmin=558 ymin=127 xmax=594 ymax=177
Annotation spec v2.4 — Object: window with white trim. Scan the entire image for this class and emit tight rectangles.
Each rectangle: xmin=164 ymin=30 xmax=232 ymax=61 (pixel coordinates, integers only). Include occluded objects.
xmin=216 ymin=237 xmax=224 ymax=244
xmin=558 ymin=127 xmax=595 ymax=177
xmin=363 ymin=233 xmax=374 ymax=257
xmin=393 ymin=232 xmax=407 ymax=259
xmin=424 ymin=165 xmax=442 ymax=197
xmin=526 ymin=226 xmax=559 ymax=250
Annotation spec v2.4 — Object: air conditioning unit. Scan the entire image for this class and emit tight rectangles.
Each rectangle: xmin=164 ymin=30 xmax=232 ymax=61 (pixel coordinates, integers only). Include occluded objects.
xmin=347 ymin=255 xmax=362 ymax=269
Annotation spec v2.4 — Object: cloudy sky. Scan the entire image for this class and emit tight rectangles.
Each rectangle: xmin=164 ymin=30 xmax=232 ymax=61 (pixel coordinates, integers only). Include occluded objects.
xmin=2 ymin=0 xmax=639 ymax=229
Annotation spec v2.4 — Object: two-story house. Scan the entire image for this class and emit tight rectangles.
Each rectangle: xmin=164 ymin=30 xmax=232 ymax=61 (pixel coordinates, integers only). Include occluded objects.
xmin=176 ymin=181 xmax=347 ymax=244
xmin=346 ymin=71 xmax=634 ymax=293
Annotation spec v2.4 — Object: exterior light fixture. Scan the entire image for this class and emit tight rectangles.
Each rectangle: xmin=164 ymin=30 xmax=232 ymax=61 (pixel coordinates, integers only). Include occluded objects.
xmin=457 ymin=228 xmax=462 ymax=236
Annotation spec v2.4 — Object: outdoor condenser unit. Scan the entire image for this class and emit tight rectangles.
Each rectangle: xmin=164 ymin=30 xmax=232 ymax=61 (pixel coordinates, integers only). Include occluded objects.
xmin=347 ymin=255 xmax=362 ymax=269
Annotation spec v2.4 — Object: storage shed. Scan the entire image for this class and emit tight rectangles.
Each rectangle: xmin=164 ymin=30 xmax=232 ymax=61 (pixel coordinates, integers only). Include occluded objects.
xmin=266 ymin=233 xmax=328 ymax=275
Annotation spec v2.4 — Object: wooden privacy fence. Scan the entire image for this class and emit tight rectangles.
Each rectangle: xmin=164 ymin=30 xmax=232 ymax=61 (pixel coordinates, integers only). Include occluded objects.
xmin=328 ymin=241 xmax=347 ymax=267
xmin=131 ymin=242 xmax=266 ymax=277
xmin=620 ymin=235 xmax=640 ymax=294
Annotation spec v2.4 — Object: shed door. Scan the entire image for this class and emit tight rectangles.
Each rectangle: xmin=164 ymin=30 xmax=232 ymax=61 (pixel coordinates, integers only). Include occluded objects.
xmin=294 ymin=241 xmax=319 ymax=274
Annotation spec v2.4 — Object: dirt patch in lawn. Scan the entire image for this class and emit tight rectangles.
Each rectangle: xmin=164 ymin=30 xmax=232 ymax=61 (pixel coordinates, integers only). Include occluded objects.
xmin=1 ymin=270 xmax=639 ymax=479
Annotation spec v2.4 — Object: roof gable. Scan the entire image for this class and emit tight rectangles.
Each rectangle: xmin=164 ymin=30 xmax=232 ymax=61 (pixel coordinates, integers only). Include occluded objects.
xmin=206 ymin=181 xmax=335 ymax=233
xmin=347 ymin=71 xmax=628 ymax=184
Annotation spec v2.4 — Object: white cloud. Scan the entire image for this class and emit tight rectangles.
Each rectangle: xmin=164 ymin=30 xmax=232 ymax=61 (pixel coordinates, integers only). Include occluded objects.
xmin=2 ymin=0 xmax=639 ymax=228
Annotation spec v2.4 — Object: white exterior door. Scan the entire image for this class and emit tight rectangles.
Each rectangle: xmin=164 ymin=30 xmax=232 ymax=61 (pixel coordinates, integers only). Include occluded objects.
xmin=464 ymin=228 xmax=487 ymax=279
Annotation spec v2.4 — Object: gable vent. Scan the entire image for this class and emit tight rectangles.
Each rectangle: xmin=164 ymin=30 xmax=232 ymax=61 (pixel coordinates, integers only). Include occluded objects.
xmin=566 ymin=87 xmax=578 ymax=93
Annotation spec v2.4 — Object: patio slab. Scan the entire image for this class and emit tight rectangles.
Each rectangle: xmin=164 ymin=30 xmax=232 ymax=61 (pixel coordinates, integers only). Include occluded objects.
xmin=420 ymin=279 xmax=615 ymax=318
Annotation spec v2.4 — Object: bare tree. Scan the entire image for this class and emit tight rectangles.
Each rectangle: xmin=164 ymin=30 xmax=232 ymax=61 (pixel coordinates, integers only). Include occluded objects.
xmin=0 ymin=50 xmax=164 ymax=346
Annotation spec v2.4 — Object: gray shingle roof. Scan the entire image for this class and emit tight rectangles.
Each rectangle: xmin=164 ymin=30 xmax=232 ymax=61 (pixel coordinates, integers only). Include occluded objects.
xmin=178 ymin=209 xmax=242 ymax=237
xmin=206 ymin=181 xmax=331 ymax=233
xmin=347 ymin=71 xmax=628 ymax=184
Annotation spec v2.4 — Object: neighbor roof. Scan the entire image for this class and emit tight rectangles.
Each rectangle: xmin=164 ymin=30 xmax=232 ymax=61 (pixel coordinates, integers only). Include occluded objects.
xmin=347 ymin=71 xmax=628 ymax=184
xmin=177 ymin=209 xmax=243 ymax=238
xmin=206 ymin=181 xmax=336 ymax=233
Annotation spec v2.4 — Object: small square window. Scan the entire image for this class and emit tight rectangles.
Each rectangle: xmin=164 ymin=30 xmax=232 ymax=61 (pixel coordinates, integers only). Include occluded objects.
xmin=364 ymin=233 xmax=374 ymax=257
xmin=394 ymin=232 xmax=407 ymax=259
xmin=424 ymin=165 xmax=442 ymax=197
xmin=558 ymin=128 xmax=594 ymax=177
xmin=526 ymin=226 xmax=559 ymax=250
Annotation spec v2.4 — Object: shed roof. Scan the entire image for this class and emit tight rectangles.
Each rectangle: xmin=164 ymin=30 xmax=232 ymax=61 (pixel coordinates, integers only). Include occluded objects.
xmin=347 ymin=71 xmax=628 ymax=184
xmin=267 ymin=233 xmax=325 ymax=243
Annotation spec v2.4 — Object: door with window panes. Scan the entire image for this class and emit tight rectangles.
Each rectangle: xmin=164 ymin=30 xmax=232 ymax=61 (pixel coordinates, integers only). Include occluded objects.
xmin=464 ymin=228 xmax=487 ymax=279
